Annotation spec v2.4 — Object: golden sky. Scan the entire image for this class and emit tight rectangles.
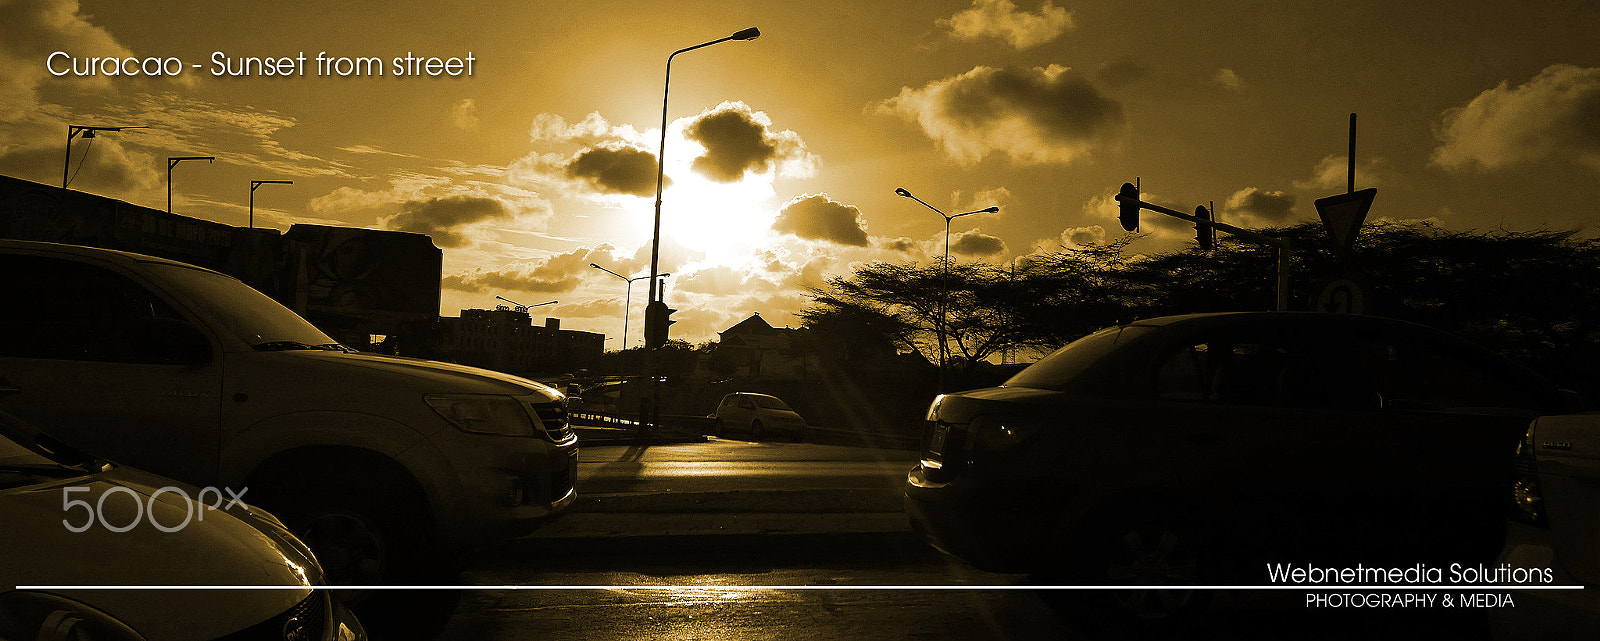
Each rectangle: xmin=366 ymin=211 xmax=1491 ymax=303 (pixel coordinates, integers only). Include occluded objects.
xmin=4 ymin=0 xmax=1599 ymax=345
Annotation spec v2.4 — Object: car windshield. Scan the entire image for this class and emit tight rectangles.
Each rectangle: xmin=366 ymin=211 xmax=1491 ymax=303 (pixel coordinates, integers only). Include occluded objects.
xmin=0 ymin=417 xmax=98 ymax=488
xmin=752 ymin=396 xmax=791 ymax=410
xmin=143 ymin=262 xmax=340 ymax=350
xmin=1005 ymin=324 xmax=1156 ymax=391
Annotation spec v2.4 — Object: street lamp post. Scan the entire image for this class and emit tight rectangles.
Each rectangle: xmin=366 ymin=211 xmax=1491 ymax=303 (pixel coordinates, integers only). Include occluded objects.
xmin=895 ymin=187 xmax=999 ymax=393
xmin=496 ymin=296 xmax=557 ymax=311
xmin=249 ymin=180 xmax=293 ymax=229
xmin=591 ymin=264 xmax=669 ymax=351
xmin=643 ymin=26 xmax=759 ymax=427
xmin=63 ymin=125 xmax=147 ymax=189
xmin=168 ymin=156 xmax=215 ymax=214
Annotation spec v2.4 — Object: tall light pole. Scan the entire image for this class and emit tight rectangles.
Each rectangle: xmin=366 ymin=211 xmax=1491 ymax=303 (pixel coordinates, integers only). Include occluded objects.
xmin=168 ymin=156 xmax=214 ymax=214
xmin=895 ymin=187 xmax=999 ymax=392
xmin=64 ymin=125 xmax=147 ymax=189
xmin=591 ymin=264 xmax=668 ymax=351
xmin=249 ymin=180 xmax=293 ymax=228
xmin=644 ymin=26 xmax=759 ymax=427
xmin=647 ymin=26 xmax=760 ymax=309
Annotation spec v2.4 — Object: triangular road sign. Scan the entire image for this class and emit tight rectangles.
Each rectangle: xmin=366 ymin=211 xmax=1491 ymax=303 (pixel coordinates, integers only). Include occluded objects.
xmin=1315 ymin=188 xmax=1377 ymax=254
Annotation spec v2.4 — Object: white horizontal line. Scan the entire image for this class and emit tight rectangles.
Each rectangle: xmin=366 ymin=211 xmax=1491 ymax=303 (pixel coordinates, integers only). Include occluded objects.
xmin=15 ymin=585 xmax=1590 ymax=591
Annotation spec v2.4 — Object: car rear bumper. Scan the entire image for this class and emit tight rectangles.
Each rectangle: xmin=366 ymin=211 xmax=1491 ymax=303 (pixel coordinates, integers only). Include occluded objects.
xmin=1488 ymin=521 xmax=1600 ymax=637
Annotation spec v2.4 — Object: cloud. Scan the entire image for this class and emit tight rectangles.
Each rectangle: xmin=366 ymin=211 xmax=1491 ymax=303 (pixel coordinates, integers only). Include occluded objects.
xmin=382 ymin=195 xmax=514 ymax=248
xmin=950 ymin=228 xmax=1007 ymax=256
xmin=683 ymin=102 xmax=813 ymax=182
xmin=443 ymin=246 xmax=614 ymax=294
xmin=952 ymin=186 xmax=1011 ymax=212
xmin=1433 ymin=64 xmax=1600 ymax=172
xmin=880 ymin=237 xmax=919 ymax=253
xmin=102 ymin=93 xmax=352 ymax=178
xmin=562 ymin=143 xmax=659 ymax=197
xmin=0 ymin=137 xmax=161 ymax=194
xmin=450 ymin=99 xmax=479 ymax=130
xmin=1061 ymin=225 xmax=1106 ymax=247
xmin=1223 ymin=187 xmax=1297 ymax=224
xmin=337 ymin=144 xmax=421 ymax=158
xmin=940 ymin=0 xmax=1074 ymax=49
xmin=1210 ymin=68 xmax=1245 ymax=91
xmin=676 ymin=265 xmax=773 ymax=296
xmin=1293 ymin=154 xmax=1386 ymax=191
xmin=0 ymin=0 xmax=138 ymax=112
xmin=772 ymin=194 xmax=870 ymax=247
xmin=529 ymin=111 xmax=643 ymax=144
xmin=878 ymin=64 xmax=1125 ymax=165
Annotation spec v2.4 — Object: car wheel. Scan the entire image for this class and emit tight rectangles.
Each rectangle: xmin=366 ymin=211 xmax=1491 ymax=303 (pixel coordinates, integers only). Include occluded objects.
xmin=712 ymin=419 xmax=727 ymax=437
xmin=1040 ymin=508 xmax=1212 ymax=636
xmin=791 ymin=429 xmax=805 ymax=443
xmin=1095 ymin=517 xmax=1207 ymax=620
xmin=276 ymin=481 xmax=453 ymax=640
xmin=751 ymin=420 xmax=764 ymax=440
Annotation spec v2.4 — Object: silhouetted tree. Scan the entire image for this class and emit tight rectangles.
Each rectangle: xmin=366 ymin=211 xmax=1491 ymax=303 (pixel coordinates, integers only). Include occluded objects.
xmin=803 ymin=221 xmax=1600 ymax=399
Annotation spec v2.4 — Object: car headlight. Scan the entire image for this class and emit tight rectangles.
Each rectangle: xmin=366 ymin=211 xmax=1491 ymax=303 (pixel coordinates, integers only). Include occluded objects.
xmin=424 ymin=394 xmax=535 ymax=436
xmin=0 ymin=592 xmax=145 ymax=641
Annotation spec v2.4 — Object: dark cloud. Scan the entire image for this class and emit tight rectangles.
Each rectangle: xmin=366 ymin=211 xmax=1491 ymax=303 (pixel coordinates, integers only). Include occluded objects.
xmin=563 ymin=144 xmax=659 ymax=197
xmin=1224 ymin=187 xmax=1297 ymax=223
xmin=879 ymin=65 xmax=1125 ymax=165
xmin=685 ymin=107 xmax=779 ymax=182
xmin=881 ymin=237 xmax=918 ymax=253
xmin=1097 ymin=56 xmax=1149 ymax=88
xmin=950 ymin=229 xmax=1007 ymax=256
xmin=383 ymin=195 xmax=510 ymax=248
xmin=772 ymin=194 xmax=870 ymax=247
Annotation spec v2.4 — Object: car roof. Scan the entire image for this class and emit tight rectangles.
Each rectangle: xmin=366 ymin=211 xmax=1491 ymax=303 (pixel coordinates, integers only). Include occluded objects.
xmin=1118 ymin=311 xmax=1432 ymax=333
xmin=0 ymin=239 xmax=222 ymax=273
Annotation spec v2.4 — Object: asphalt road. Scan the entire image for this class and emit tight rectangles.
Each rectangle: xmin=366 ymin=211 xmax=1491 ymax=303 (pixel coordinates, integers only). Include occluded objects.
xmin=428 ymin=439 xmax=1090 ymax=641
xmin=411 ymin=439 xmax=1534 ymax=641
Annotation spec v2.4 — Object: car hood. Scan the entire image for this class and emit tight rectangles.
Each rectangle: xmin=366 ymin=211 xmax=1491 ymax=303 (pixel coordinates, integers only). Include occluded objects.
xmin=1 ymin=465 xmax=316 ymax=640
xmin=267 ymin=349 xmax=563 ymax=399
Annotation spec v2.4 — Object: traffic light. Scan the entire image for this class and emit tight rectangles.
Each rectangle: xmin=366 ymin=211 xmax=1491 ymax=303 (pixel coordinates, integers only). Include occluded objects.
xmin=1117 ymin=182 xmax=1140 ymax=232
xmin=644 ymin=300 xmax=676 ymax=349
xmin=1195 ymin=204 xmax=1215 ymax=250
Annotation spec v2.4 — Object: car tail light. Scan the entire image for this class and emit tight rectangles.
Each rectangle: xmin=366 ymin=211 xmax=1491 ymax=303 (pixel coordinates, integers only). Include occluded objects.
xmin=1510 ymin=420 xmax=1546 ymax=526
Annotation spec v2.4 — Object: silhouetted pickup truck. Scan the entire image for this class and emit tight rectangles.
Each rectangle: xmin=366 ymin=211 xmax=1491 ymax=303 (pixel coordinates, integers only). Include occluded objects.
xmin=0 ymin=239 xmax=578 ymax=590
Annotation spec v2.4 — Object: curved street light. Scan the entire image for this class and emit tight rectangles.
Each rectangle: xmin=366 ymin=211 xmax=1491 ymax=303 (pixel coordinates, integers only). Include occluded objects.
xmin=168 ymin=156 xmax=215 ymax=214
xmin=642 ymin=27 xmax=758 ymax=426
xmin=63 ymin=125 xmax=147 ymax=189
xmin=895 ymin=187 xmax=999 ymax=392
xmin=249 ymin=180 xmax=294 ymax=229
xmin=592 ymin=264 xmax=670 ymax=351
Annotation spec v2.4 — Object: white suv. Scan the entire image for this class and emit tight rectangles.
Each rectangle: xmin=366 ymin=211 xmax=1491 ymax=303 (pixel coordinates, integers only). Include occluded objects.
xmin=0 ymin=240 xmax=578 ymax=590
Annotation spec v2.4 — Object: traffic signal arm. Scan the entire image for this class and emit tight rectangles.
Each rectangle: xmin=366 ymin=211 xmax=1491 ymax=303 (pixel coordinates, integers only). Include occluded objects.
xmin=1114 ymin=191 xmax=1285 ymax=250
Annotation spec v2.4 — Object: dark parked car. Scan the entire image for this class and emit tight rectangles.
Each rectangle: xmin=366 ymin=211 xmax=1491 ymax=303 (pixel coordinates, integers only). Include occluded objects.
xmin=1495 ymin=411 xmax=1600 ymax=630
xmin=906 ymin=312 xmax=1577 ymax=619
xmin=0 ymin=409 xmax=365 ymax=641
